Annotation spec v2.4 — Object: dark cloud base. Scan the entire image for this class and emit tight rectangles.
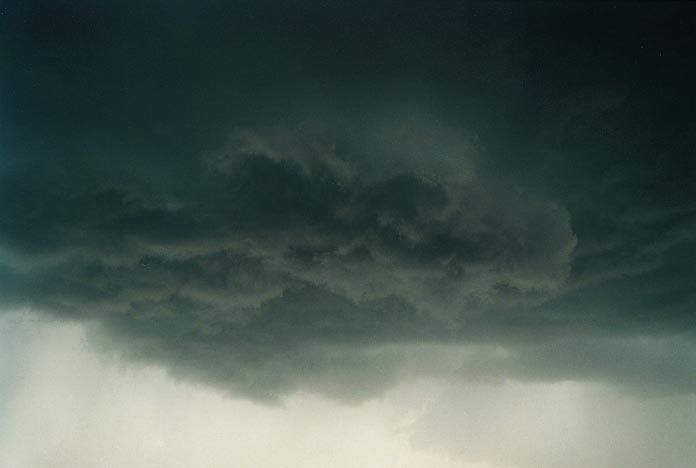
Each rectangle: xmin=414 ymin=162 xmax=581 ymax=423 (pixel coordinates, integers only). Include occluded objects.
xmin=1 ymin=1 xmax=694 ymax=401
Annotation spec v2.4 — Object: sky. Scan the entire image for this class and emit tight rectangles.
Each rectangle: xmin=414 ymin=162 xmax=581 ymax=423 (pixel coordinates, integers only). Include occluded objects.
xmin=0 ymin=2 xmax=695 ymax=468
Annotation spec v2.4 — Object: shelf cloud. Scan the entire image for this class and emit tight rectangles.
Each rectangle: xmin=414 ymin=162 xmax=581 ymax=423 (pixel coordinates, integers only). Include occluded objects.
xmin=1 ymin=2 xmax=694 ymax=467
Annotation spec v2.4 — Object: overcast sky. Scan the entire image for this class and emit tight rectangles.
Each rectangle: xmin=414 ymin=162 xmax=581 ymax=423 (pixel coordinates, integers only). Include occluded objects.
xmin=1 ymin=2 xmax=695 ymax=468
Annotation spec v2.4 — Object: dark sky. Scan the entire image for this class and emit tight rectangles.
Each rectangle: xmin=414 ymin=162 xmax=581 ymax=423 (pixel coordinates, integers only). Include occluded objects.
xmin=1 ymin=0 xmax=695 ymax=405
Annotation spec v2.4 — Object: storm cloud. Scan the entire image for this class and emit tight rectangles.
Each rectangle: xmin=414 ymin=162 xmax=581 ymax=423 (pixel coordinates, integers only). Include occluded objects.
xmin=1 ymin=0 xmax=694 ymax=408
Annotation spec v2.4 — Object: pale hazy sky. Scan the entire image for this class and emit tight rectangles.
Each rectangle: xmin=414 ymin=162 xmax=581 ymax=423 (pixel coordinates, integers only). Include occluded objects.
xmin=1 ymin=2 xmax=695 ymax=468
xmin=3 ymin=311 xmax=695 ymax=468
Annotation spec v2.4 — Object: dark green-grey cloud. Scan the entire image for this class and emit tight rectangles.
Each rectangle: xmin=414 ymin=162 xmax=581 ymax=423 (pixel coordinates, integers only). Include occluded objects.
xmin=1 ymin=1 xmax=694 ymax=401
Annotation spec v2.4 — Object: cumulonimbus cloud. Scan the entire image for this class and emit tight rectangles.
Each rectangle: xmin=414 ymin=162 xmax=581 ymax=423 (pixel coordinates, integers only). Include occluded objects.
xmin=0 ymin=117 xmax=693 ymax=401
